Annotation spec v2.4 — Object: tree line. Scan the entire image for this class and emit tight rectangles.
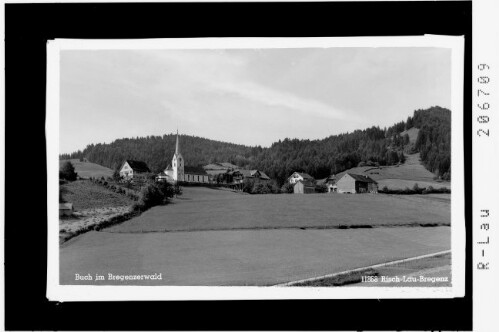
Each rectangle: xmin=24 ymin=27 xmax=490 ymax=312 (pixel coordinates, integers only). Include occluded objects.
xmin=60 ymin=106 xmax=451 ymax=186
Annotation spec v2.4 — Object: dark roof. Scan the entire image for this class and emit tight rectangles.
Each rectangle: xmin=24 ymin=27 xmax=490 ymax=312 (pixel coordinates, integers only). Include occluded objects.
xmin=289 ymin=172 xmax=314 ymax=180
xmin=184 ymin=166 xmax=208 ymax=175
xmin=125 ymin=160 xmax=151 ymax=173
xmin=238 ymin=169 xmax=253 ymax=177
xmin=316 ymin=175 xmax=337 ymax=185
xmin=345 ymin=173 xmax=377 ymax=183
xmin=258 ymin=171 xmax=271 ymax=180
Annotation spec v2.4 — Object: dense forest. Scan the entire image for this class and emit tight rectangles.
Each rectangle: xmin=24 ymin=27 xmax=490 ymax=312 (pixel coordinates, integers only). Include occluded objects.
xmin=61 ymin=106 xmax=451 ymax=186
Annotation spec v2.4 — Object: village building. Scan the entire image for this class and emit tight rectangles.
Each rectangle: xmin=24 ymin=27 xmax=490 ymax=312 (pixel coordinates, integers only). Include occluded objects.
xmin=293 ymin=180 xmax=316 ymax=194
xmin=203 ymin=162 xmax=239 ymax=176
xmin=221 ymin=169 xmax=271 ymax=190
xmin=288 ymin=172 xmax=315 ymax=184
xmin=316 ymin=175 xmax=337 ymax=193
xmin=161 ymin=131 xmax=210 ymax=184
xmin=119 ymin=160 xmax=151 ymax=179
xmin=335 ymin=173 xmax=378 ymax=194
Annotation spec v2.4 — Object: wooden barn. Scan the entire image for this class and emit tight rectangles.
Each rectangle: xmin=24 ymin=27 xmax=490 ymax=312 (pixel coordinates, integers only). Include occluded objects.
xmin=335 ymin=173 xmax=378 ymax=194
xmin=293 ymin=180 xmax=316 ymax=194
xmin=119 ymin=160 xmax=151 ymax=179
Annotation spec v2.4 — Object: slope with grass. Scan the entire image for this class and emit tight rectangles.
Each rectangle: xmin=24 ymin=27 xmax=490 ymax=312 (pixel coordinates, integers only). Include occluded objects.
xmin=335 ymin=153 xmax=450 ymax=190
xmin=60 ymin=180 xmax=134 ymax=210
xmin=60 ymin=159 xmax=113 ymax=179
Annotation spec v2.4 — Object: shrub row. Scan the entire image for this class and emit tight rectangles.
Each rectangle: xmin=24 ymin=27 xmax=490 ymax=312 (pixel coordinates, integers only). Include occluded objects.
xmin=89 ymin=177 xmax=140 ymax=201
xmin=379 ymin=184 xmax=451 ymax=195
xmin=242 ymin=179 xmax=280 ymax=194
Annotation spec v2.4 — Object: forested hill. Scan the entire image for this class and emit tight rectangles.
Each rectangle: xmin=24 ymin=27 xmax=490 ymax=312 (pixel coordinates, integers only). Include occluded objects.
xmin=60 ymin=106 xmax=451 ymax=185
xmin=60 ymin=135 xmax=262 ymax=173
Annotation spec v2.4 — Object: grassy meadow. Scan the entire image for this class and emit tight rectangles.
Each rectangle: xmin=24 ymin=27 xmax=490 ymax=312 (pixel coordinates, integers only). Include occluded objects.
xmin=107 ymin=186 xmax=450 ymax=233
xmin=60 ymin=180 xmax=134 ymax=210
xmin=60 ymin=159 xmax=114 ymax=179
xmin=335 ymin=153 xmax=450 ymax=190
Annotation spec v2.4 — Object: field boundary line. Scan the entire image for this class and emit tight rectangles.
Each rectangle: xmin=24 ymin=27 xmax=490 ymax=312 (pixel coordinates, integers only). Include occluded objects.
xmin=273 ymin=249 xmax=451 ymax=287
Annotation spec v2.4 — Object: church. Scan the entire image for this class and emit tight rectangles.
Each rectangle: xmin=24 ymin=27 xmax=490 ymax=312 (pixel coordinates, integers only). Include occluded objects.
xmin=157 ymin=131 xmax=210 ymax=184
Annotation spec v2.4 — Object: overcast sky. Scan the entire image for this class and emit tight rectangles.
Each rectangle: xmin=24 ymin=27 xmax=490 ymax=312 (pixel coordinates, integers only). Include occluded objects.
xmin=59 ymin=47 xmax=451 ymax=154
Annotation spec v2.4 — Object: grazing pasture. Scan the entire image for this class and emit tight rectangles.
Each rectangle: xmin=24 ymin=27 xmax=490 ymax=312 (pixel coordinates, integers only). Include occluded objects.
xmin=335 ymin=153 xmax=450 ymax=189
xmin=108 ymin=186 xmax=450 ymax=233
xmin=60 ymin=159 xmax=113 ymax=179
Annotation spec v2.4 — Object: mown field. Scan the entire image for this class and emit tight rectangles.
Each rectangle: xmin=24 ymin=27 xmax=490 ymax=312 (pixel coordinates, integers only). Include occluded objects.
xmin=107 ymin=186 xmax=450 ymax=233
xmin=60 ymin=180 xmax=134 ymax=210
xmin=60 ymin=226 xmax=450 ymax=286
xmin=60 ymin=159 xmax=113 ymax=179
xmin=335 ymin=153 xmax=450 ymax=190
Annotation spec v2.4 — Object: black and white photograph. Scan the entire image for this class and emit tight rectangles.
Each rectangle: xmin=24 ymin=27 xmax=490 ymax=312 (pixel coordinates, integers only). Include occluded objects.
xmin=46 ymin=37 xmax=465 ymax=301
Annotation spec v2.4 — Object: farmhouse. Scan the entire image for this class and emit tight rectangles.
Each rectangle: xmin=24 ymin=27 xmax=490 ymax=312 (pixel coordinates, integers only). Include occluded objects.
xmin=316 ymin=175 xmax=337 ymax=193
xmin=293 ymin=180 xmax=316 ymax=194
xmin=335 ymin=173 xmax=378 ymax=194
xmin=288 ymin=172 xmax=315 ymax=184
xmin=119 ymin=160 xmax=151 ymax=179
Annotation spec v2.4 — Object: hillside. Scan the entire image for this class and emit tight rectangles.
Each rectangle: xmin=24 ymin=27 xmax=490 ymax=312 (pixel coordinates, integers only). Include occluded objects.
xmin=335 ymin=153 xmax=450 ymax=190
xmin=60 ymin=106 xmax=451 ymax=185
xmin=59 ymin=159 xmax=113 ymax=179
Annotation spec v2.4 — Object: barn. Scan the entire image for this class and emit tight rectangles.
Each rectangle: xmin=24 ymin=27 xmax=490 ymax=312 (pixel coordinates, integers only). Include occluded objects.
xmin=119 ymin=160 xmax=151 ymax=179
xmin=293 ymin=180 xmax=316 ymax=194
xmin=335 ymin=173 xmax=378 ymax=194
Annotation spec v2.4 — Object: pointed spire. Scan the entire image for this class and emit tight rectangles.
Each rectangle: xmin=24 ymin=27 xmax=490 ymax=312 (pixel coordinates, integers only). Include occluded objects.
xmin=175 ymin=129 xmax=180 ymax=155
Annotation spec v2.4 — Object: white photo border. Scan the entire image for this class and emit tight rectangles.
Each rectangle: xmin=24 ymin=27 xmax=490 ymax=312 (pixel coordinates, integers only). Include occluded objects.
xmin=47 ymin=36 xmax=465 ymax=301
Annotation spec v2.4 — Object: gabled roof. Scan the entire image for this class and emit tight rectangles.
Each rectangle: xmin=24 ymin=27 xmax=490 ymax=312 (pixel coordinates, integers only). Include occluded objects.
xmin=288 ymin=172 xmax=314 ymax=180
xmin=317 ymin=174 xmax=337 ymax=185
xmin=124 ymin=160 xmax=151 ymax=173
xmin=344 ymin=173 xmax=377 ymax=183
xmin=164 ymin=164 xmax=172 ymax=171
xmin=257 ymin=171 xmax=271 ymax=180
xmin=238 ymin=169 xmax=253 ymax=177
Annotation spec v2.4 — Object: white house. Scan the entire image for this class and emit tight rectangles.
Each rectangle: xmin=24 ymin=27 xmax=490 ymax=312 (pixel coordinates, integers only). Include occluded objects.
xmin=287 ymin=172 xmax=315 ymax=184
xmin=119 ymin=160 xmax=151 ymax=179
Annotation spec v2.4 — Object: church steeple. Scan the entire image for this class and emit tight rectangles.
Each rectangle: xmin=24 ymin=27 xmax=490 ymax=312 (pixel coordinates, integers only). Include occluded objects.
xmin=172 ymin=129 xmax=184 ymax=182
xmin=175 ymin=129 xmax=180 ymax=156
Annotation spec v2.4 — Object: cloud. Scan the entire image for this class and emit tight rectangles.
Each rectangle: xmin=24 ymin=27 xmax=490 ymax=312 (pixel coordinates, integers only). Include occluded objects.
xmin=206 ymin=80 xmax=353 ymax=121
